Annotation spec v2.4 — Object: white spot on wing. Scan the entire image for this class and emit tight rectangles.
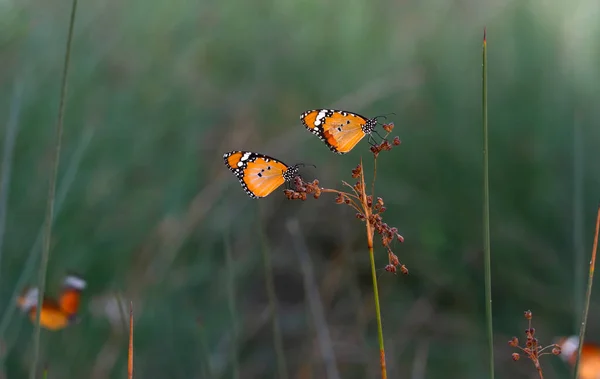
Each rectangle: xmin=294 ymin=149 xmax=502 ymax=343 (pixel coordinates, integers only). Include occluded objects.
xmin=560 ymin=336 xmax=579 ymax=360
xmin=64 ymin=275 xmax=87 ymax=290
xmin=18 ymin=287 xmax=39 ymax=311
xmin=241 ymin=152 xmax=252 ymax=161
xmin=314 ymin=110 xmax=328 ymax=126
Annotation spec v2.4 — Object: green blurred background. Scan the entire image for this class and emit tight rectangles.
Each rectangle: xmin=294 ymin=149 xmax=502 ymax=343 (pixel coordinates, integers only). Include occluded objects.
xmin=0 ymin=0 xmax=599 ymax=377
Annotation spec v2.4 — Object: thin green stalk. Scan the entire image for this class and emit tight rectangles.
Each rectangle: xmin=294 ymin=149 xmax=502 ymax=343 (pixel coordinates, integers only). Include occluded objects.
xmin=224 ymin=235 xmax=239 ymax=379
xmin=0 ymin=126 xmax=93 ymax=346
xmin=30 ymin=0 xmax=78 ymax=377
xmin=258 ymin=205 xmax=289 ymax=379
xmin=0 ymin=80 xmax=23 ymax=288
xmin=359 ymin=159 xmax=386 ymax=379
xmin=369 ymin=244 xmax=386 ymax=378
xmin=482 ymin=27 xmax=495 ymax=379
xmin=573 ymin=206 xmax=599 ymax=379
xmin=572 ymin=112 xmax=584 ymax=332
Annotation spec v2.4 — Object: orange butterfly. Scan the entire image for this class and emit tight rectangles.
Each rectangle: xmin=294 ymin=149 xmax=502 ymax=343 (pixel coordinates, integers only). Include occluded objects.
xmin=300 ymin=109 xmax=389 ymax=154
xmin=17 ymin=274 xmax=87 ymax=331
xmin=556 ymin=335 xmax=600 ymax=379
xmin=223 ymin=151 xmax=309 ymax=198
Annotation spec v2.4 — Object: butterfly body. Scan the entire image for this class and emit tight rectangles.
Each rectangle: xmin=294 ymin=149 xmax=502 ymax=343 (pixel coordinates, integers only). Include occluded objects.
xmin=300 ymin=109 xmax=378 ymax=154
xmin=223 ymin=151 xmax=300 ymax=198
xmin=17 ymin=274 xmax=87 ymax=331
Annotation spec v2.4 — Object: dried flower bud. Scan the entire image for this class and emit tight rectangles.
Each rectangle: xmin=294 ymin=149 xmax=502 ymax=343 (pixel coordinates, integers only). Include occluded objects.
xmin=380 ymin=140 xmax=392 ymax=151
xmin=367 ymin=196 xmax=373 ymax=207
xmin=511 ymin=353 xmax=520 ymax=361
xmin=524 ymin=310 xmax=532 ymax=320
xmin=351 ymin=165 xmax=362 ymax=178
xmin=384 ymin=264 xmax=396 ymax=274
xmin=393 ymin=136 xmax=401 ymax=146
xmin=335 ymin=193 xmax=345 ymax=204
xmin=354 ymin=182 xmax=362 ymax=193
xmin=356 ymin=213 xmax=365 ymax=220
xmin=370 ymin=146 xmax=380 ymax=157
xmin=397 ymin=234 xmax=405 ymax=243
xmin=508 ymin=337 xmax=519 ymax=347
xmin=399 ymin=265 xmax=409 ymax=275
xmin=528 ymin=328 xmax=535 ymax=337
xmin=382 ymin=122 xmax=394 ymax=132
xmin=552 ymin=346 xmax=561 ymax=355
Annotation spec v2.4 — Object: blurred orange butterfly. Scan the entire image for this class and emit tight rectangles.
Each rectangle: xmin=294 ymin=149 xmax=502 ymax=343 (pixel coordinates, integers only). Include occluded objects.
xmin=17 ymin=274 xmax=87 ymax=331
xmin=300 ymin=109 xmax=390 ymax=154
xmin=557 ymin=335 xmax=600 ymax=379
xmin=224 ymin=151 xmax=311 ymax=198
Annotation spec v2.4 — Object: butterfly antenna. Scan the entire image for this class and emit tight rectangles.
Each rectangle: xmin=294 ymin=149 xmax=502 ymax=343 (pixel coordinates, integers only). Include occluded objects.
xmin=297 ymin=163 xmax=317 ymax=169
xmin=374 ymin=130 xmax=387 ymax=141
xmin=373 ymin=112 xmax=396 ymax=123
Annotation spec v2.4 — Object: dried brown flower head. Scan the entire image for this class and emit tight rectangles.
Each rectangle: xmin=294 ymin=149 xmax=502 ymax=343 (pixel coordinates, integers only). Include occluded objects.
xmin=509 ymin=310 xmax=561 ymax=378
xmin=286 ymin=164 xmax=406 ymax=275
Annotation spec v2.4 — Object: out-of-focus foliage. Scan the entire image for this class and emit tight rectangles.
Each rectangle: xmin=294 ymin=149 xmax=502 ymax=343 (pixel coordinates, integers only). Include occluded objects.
xmin=0 ymin=0 xmax=599 ymax=378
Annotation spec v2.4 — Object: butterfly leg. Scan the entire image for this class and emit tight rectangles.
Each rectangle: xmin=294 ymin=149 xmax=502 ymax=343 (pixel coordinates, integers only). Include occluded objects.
xmin=367 ymin=134 xmax=377 ymax=147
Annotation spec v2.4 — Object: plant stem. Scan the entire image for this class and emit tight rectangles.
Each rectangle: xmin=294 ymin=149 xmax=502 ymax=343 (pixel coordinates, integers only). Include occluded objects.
xmin=30 ymin=0 xmax=78 ymax=377
xmin=573 ymin=206 xmax=600 ymax=379
xmin=128 ymin=301 xmax=134 ymax=379
xmin=224 ymin=235 xmax=239 ymax=379
xmin=572 ymin=112 xmax=584 ymax=333
xmin=359 ymin=159 xmax=387 ymax=379
xmin=534 ymin=361 xmax=544 ymax=379
xmin=482 ymin=27 xmax=495 ymax=379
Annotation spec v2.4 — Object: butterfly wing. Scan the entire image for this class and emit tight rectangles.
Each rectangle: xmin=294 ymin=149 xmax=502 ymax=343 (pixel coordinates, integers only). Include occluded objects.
xmin=223 ymin=151 xmax=289 ymax=198
xmin=300 ymin=109 xmax=372 ymax=154
xmin=36 ymin=300 xmax=70 ymax=331
xmin=59 ymin=275 xmax=86 ymax=317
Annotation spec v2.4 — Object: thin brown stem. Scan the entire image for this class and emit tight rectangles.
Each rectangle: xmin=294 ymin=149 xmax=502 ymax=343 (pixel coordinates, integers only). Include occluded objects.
xmin=319 ymin=189 xmax=363 ymax=214
xmin=340 ymin=181 xmax=361 ymax=199
xmin=128 ymin=301 xmax=134 ymax=379
xmin=371 ymin=158 xmax=377 ymax=201
xmin=534 ymin=361 xmax=544 ymax=379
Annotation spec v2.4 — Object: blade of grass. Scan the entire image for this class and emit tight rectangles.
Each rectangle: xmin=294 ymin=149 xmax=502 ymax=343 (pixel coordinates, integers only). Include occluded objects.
xmin=359 ymin=158 xmax=387 ymax=379
xmin=482 ymin=27 xmax=495 ymax=379
xmin=224 ymin=235 xmax=239 ymax=379
xmin=572 ymin=112 xmax=584 ymax=332
xmin=573 ymin=206 xmax=599 ymax=379
xmin=0 ymin=80 xmax=23 ymax=287
xmin=0 ymin=126 xmax=93 ymax=345
xmin=30 ymin=0 xmax=79 ymax=376
xmin=128 ymin=301 xmax=134 ymax=379
xmin=258 ymin=205 xmax=289 ymax=379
